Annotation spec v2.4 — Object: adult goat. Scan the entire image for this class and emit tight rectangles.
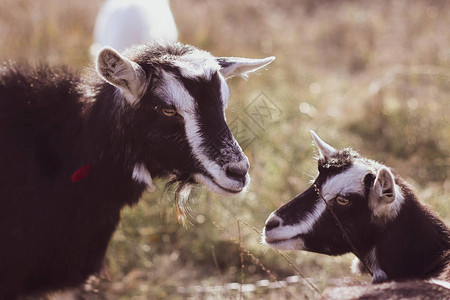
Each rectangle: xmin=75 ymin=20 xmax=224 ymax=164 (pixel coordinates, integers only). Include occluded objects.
xmin=0 ymin=42 xmax=274 ymax=298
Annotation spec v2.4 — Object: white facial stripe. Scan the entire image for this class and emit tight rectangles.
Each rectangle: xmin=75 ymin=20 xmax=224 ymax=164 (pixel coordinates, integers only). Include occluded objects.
xmin=269 ymin=201 xmax=327 ymax=240
xmin=219 ymin=74 xmax=230 ymax=109
xmin=187 ymin=123 xmax=248 ymax=193
xmin=156 ymin=71 xmax=225 ymax=180
xmin=156 ymin=71 xmax=195 ymax=114
xmin=155 ymin=70 xmax=247 ymax=193
xmin=174 ymin=49 xmax=221 ymax=80
xmin=321 ymin=162 xmax=372 ymax=199
xmin=184 ymin=116 xmax=223 ymax=180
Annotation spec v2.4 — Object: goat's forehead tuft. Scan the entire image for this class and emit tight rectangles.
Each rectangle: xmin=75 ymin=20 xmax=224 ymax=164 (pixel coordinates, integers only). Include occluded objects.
xmin=316 ymin=148 xmax=359 ymax=181
xmin=174 ymin=49 xmax=220 ymax=80
xmin=318 ymin=148 xmax=360 ymax=171
xmin=154 ymin=70 xmax=196 ymax=113
xmin=123 ymin=42 xmax=197 ymax=61
xmin=123 ymin=43 xmax=220 ymax=81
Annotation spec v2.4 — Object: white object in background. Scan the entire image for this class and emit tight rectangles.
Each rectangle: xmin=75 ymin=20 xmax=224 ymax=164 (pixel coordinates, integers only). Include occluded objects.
xmin=91 ymin=0 xmax=178 ymax=55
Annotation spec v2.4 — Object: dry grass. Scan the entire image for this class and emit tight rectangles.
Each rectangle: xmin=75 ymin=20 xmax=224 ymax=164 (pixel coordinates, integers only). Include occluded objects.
xmin=1 ymin=0 xmax=449 ymax=299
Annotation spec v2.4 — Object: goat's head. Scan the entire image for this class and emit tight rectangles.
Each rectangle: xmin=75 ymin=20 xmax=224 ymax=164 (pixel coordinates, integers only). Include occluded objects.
xmin=95 ymin=43 xmax=275 ymax=195
xmin=263 ymin=130 xmax=404 ymax=255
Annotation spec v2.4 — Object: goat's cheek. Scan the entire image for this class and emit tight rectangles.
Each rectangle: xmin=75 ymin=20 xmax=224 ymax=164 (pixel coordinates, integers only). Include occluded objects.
xmin=303 ymin=225 xmax=342 ymax=254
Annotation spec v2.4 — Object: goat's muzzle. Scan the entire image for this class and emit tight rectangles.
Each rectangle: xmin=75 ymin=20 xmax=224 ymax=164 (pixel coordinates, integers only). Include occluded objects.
xmin=193 ymin=157 xmax=250 ymax=196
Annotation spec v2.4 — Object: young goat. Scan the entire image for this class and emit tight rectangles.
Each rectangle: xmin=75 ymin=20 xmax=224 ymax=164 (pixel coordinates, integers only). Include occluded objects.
xmin=263 ymin=131 xmax=450 ymax=285
xmin=0 ymin=42 xmax=274 ymax=298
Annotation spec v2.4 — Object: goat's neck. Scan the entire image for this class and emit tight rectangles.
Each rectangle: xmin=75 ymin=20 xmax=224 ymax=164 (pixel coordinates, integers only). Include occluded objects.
xmin=365 ymin=185 xmax=450 ymax=283
xmin=80 ymin=83 xmax=155 ymax=203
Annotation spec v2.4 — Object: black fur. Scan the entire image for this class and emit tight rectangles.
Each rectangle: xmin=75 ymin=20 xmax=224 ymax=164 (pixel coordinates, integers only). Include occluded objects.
xmin=0 ymin=43 xmax=243 ymax=298
xmin=373 ymin=178 xmax=450 ymax=281
xmin=0 ymin=64 xmax=123 ymax=298
xmin=269 ymin=148 xmax=450 ymax=283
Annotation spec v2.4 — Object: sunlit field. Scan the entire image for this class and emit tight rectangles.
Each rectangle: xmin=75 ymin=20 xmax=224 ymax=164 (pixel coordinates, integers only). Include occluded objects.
xmin=1 ymin=0 xmax=449 ymax=299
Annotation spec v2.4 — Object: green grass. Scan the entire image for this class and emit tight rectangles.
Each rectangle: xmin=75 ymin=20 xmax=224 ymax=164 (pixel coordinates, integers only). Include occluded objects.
xmin=1 ymin=0 xmax=449 ymax=299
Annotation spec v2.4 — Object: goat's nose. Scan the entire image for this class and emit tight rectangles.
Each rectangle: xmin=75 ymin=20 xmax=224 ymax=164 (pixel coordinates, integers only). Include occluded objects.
xmin=225 ymin=161 xmax=249 ymax=182
xmin=265 ymin=214 xmax=281 ymax=231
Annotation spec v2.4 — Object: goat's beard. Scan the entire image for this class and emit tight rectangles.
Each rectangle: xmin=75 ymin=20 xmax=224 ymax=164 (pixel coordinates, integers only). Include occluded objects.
xmin=164 ymin=173 xmax=197 ymax=227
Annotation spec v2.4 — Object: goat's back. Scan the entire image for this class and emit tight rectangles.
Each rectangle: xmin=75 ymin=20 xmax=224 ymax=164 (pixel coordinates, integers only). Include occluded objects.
xmin=0 ymin=64 xmax=85 ymax=197
xmin=0 ymin=64 xmax=116 ymax=298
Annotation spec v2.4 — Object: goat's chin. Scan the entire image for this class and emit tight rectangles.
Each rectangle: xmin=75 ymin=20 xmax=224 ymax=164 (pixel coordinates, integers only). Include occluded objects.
xmin=262 ymin=227 xmax=306 ymax=250
xmin=193 ymin=173 xmax=248 ymax=196
xmin=263 ymin=236 xmax=306 ymax=250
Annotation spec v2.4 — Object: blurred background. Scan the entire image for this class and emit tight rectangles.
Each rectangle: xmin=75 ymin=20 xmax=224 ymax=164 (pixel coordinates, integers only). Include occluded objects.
xmin=1 ymin=0 xmax=449 ymax=299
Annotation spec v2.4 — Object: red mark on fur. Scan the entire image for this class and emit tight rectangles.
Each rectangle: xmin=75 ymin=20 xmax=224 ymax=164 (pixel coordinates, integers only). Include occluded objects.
xmin=71 ymin=164 xmax=91 ymax=182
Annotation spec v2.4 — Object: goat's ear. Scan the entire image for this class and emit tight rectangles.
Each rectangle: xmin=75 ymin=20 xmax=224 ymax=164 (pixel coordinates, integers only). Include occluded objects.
xmin=310 ymin=130 xmax=336 ymax=159
xmin=217 ymin=56 xmax=275 ymax=79
xmin=373 ymin=167 xmax=395 ymax=204
xmin=96 ymin=47 xmax=147 ymax=104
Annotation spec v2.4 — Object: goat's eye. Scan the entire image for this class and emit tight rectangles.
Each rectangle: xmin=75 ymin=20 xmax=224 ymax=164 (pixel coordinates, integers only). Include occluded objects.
xmin=335 ymin=196 xmax=350 ymax=206
xmin=161 ymin=108 xmax=177 ymax=117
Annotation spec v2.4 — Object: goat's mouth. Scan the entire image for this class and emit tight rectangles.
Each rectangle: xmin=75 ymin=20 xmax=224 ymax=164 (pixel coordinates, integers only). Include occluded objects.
xmin=263 ymin=233 xmax=305 ymax=250
xmin=264 ymin=237 xmax=290 ymax=244
xmin=193 ymin=172 xmax=248 ymax=196
xmin=169 ymin=169 xmax=247 ymax=195
xmin=264 ymin=235 xmax=300 ymax=245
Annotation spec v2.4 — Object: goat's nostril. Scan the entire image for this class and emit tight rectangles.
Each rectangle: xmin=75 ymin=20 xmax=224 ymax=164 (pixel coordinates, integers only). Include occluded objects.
xmin=225 ymin=162 xmax=249 ymax=181
xmin=265 ymin=218 xmax=281 ymax=231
